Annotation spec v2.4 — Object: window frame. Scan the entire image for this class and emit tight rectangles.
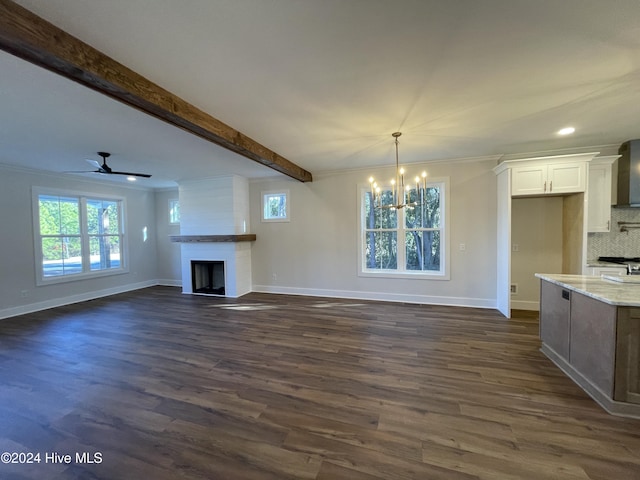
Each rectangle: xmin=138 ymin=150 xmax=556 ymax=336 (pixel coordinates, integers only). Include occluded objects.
xmin=261 ymin=189 xmax=290 ymax=223
xmin=32 ymin=187 xmax=129 ymax=285
xmin=358 ymin=176 xmax=450 ymax=280
xmin=168 ymin=198 xmax=180 ymax=225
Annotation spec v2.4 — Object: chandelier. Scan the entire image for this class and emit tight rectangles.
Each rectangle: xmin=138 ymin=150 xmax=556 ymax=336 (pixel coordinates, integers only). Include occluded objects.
xmin=368 ymin=132 xmax=427 ymax=209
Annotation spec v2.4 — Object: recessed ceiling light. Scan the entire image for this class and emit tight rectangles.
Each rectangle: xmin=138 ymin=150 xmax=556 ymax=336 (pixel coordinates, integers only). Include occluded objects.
xmin=557 ymin=127 xmax=575 ymax=136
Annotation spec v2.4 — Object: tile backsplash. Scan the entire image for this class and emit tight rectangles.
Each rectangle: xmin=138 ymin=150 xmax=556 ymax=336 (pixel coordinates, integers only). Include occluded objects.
xmin=587 ymin=207 xmax=640 ymax=259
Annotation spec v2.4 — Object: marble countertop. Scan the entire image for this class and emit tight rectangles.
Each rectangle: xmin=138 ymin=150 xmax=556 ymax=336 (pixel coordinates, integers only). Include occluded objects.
xmin=535 ymin=274 xmax=640 ymax=307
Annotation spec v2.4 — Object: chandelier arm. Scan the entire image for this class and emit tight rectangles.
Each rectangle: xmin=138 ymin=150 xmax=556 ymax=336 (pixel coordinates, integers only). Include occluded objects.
xmin=369 ymin=131 xmax=426 ymax=211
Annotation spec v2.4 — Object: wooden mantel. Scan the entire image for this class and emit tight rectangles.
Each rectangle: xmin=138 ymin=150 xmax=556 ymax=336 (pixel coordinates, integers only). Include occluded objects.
xmin=0 ymin=0 xmax=312 ymax=183
xmin=170 ymin=234 xmax=256 ymax=243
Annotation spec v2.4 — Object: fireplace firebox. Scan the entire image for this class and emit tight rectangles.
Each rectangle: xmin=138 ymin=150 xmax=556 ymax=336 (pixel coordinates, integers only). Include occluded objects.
xmin=191 ymin=260 xmax=225 ymax=295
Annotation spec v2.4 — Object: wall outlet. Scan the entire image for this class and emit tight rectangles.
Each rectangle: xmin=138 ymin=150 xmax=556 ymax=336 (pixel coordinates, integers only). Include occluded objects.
xmin=459 ymin=243 xmax=466 ymax=251
xmin=510 ymin=284 xmax=518 ymax=295
xmin=20 ymin=289 xmax=29 ymax=298
xmin=512 ymin=244 xmax=519 ymax=252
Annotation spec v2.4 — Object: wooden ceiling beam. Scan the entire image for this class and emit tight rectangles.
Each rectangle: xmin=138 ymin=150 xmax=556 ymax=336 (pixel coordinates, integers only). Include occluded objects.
xmin=0 ymin=0 xmax=312 ymax=182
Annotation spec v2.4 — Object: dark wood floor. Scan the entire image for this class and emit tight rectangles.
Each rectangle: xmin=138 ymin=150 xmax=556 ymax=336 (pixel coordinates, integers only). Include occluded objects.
xmin=1 ymin=287 xmax=639 ymax=479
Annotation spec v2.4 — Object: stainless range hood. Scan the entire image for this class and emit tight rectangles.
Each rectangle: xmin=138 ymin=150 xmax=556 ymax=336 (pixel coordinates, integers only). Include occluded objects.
xmin=617 ymin=140 xmax=640 ymax=207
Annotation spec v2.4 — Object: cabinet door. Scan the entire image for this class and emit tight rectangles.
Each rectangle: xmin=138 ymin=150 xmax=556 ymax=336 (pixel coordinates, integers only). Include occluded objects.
xmin=511 ymin=165 xmax=546 ymax=196
xmin=615 ymin=308 xmax=640 ymax=403
xmin=548 ymin=162 xmax=585 ymax=194
xmin=587 ymin=164 xmax=612 ymax=232
xmin=570 ymin=292 xmax=616 ymax=396
xmin=540 ymin=281 xmax=571 ymax=359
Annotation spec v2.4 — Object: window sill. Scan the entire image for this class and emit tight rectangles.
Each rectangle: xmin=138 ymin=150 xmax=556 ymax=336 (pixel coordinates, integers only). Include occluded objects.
xmin=36 ymin=267 xmax=130 ymax=286
xmin=359 ymin=269 xmax=450 ymax=281
xmin=261 ymin=218 xmax=290 ymax=223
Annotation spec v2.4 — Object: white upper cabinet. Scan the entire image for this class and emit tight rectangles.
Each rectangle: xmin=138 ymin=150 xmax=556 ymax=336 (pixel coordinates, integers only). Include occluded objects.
xmin=587 ymin=156 xmax=618 ymax=232
xmin=494 ymin=152 xmax=597 ymax=198
xmin=511 ymin=161 xmax=586 ymax=196
xmin=510 ymin=164 xmax=547 ymax=195
xmin=547 ymin=162 xmax=587 ymax=194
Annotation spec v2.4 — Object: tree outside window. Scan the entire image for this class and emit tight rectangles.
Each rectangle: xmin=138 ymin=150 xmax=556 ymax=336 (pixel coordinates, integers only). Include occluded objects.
xmin=39 ymin=195 xmax=82 ymax=276
xmin=404 ymin=186 xmax=441 ymax=271
xmin=262 ymin=190 xmax=289 ymax=222
xmin=362 ymin=181 xmax=446 ymax=276
xmin=35 ymin=190 xmax=126 ymax=283
xmin=169 ymin=199 xmax=180 ymax=224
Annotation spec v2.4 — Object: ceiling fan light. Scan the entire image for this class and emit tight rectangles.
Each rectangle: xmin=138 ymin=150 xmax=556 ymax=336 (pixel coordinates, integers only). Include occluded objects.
xmin=127 ymin=176 xmax=137 ymax=182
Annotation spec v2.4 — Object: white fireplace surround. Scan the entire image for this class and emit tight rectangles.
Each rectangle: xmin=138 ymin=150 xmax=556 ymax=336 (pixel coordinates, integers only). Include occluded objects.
xmin=180 ymin=243 xmax=251 ymax=297
xmin=178 ymin=175 xmax=252 ymax=297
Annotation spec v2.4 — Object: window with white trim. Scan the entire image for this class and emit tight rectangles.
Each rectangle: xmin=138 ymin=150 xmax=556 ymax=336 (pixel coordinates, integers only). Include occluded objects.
xmin=262 ymin=190 xmax=289 ymax=222
xmin=34 ymin=189 xmax=127 ymax=284
xmin=169 ymin=199 xmax=180 ymax=224
xmin=360 ymin=179 xmax=448 ymax=277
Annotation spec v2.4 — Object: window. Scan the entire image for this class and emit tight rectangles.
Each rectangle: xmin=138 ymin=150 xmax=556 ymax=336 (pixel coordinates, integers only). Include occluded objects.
xmin=34 ymin=189 xmax=126 ymax=284
xmin=262 ymin=190 xmax=289 ymax=222
xmin=360 ymin=178 xmax=448 ymax=278
xmin=169 ymin=199 xmax=180 ymax=224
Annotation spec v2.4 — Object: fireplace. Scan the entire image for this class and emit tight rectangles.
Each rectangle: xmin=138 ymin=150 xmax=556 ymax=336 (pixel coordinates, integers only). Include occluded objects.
xmin=191 ymin=260 xmax=225 ymax=296
xmin=178 ymin=176 xmax=253 ymax=297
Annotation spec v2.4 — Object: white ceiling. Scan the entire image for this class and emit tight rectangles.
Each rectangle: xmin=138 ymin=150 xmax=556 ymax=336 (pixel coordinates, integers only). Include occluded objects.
xmin=2 ymin=0 xmax=640 ymax=188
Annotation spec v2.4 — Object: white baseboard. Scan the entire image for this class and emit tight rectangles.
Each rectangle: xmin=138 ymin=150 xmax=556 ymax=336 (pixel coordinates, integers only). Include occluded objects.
xmin=510 ymin=299 xmax=539 ymax=311
xmin=251 ymin=284 xmax=496 ymax=309
xmin=1 ymin=280 xmax=497 ymax=320
xmin=1 ymin=279 xmax=159 ymax=320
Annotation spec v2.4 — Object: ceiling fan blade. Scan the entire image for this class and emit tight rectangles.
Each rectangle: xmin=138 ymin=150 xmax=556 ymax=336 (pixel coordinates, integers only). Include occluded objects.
xmin=77 ymin=153 xmax=151 ymax=177
xmin=85 ymin=159 xmax=102 ymax=169
xmin=110 ymin=171 xmax=152 ymax=178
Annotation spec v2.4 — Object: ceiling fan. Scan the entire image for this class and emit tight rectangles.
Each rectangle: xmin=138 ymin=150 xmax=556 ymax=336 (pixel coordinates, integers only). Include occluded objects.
xmin=84 ymin=152 xmax=152 ymax=178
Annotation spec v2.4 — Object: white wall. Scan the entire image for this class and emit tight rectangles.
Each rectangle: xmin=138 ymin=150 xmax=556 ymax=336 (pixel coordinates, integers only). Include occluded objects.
xmin=154 ymin=188 xmax=182 ymax=285
xmin=0 ymin=165 xmax=160 ymax=318
xmin=250 ymin=159 xmax=498 ymax=308
xmin=1 ymin=157 xmax=501 ymax=317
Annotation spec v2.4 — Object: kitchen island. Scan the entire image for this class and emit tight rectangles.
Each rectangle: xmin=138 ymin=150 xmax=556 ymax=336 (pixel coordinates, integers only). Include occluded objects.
xmin=536 ymin=273 xmax=640 ymax=418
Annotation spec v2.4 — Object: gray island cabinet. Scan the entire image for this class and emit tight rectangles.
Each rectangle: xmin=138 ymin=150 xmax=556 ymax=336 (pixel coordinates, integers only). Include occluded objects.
xmin=536 ymin=274 xmax=640 ymax=418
